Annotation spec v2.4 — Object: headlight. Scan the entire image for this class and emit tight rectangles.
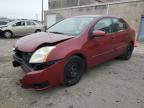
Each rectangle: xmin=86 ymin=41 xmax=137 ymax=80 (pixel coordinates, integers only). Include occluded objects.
xmin=29 ymin=46 xmax=56 ymax=63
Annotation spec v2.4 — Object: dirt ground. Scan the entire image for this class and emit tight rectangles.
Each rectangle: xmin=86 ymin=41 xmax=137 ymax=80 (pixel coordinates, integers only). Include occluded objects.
xmin=0 ymin=37 xmax=144 ymax=108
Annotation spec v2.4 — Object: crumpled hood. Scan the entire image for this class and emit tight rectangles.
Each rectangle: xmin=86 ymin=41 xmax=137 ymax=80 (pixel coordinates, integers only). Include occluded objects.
xmin=14 ymin=32 xmax=74 ymax=52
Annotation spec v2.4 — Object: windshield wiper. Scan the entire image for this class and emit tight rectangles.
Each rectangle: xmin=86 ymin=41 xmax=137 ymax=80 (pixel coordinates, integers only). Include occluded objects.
xmin=49 ymin=31 xmax=65 ymax=34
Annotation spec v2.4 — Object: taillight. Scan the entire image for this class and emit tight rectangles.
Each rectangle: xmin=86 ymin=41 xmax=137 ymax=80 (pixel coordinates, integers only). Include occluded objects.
xmin=134 ymin=32 xmax=138 ymax=47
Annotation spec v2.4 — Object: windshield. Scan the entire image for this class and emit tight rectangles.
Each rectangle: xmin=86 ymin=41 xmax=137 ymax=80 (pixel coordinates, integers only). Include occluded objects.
xmin=47 ymin=17 xmax=94 ymax=36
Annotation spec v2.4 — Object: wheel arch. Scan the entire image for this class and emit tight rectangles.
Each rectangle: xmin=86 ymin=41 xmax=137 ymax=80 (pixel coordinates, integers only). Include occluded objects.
xmin=3 ymin=30 xmax=13 ymax=35
xmin=35 ymin=29 xmax=41 ymax=32
xmin=3 ymin=30 xmax=14 ymax=37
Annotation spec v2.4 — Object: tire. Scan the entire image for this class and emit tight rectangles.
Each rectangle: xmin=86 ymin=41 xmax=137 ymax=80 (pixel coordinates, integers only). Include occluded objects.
xmin=3 ymin=31 xmax=13 ymax=38
xmin=64 ymin=56 xmax=85 ymax=86
xmin=119 ymin=43 xmax=134 ymax=60
xmin=35 ymin=29 xmax=41 ymax=33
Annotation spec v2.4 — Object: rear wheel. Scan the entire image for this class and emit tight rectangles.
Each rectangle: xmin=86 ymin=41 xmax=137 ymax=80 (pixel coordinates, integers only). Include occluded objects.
xmin=119 ymin=43 xmax=134 ymax=60
xmin=3 ymin=31 xmax=13 ymax=38
xmin=64 ymin=56 xmax=85 ymax=86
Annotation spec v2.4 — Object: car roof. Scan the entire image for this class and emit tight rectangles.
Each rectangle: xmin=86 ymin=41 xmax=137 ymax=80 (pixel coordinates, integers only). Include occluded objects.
xmin=13 ymin=19 xmax=34 ymax=22
xmin=73 ymin=15 xmax=120 ymax=19
xmin=6 ymin=19 xmax=39 ymax=25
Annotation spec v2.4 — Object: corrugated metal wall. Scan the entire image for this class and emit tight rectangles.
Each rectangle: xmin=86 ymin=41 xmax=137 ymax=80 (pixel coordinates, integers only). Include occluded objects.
xmin=48 ymin=0 xmax=125 ymax=9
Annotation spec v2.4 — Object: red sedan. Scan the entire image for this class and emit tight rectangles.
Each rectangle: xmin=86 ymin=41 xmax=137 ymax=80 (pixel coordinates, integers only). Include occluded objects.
xmin=12 ymin=15 xmax=136 ymax=90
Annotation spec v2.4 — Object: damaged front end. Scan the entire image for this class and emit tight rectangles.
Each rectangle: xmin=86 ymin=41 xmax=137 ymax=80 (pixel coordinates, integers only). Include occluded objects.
xmin=12 ymin=48 xmax=65 ymax=90
xmin=12 ymin=32 xmax=74 ymax=90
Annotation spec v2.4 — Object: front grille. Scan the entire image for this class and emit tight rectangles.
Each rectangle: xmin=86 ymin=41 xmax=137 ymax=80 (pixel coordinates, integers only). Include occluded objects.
xmin=30 ymin=60 xmax=57 ymax=70
xmin=14 ymin=49 xmax=59 ymax=71
xmin=14 ymin=50 xmax=32 ymax=62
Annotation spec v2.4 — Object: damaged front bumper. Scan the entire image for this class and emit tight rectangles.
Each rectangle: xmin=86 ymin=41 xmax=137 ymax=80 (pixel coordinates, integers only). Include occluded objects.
xmin=12 ymin=55 xmax=65 ymax=90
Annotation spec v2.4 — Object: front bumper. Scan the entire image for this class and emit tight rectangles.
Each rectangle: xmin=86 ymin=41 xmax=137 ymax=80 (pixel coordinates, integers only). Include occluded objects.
xmin=13 ymin=55 xmax=65 ymax=90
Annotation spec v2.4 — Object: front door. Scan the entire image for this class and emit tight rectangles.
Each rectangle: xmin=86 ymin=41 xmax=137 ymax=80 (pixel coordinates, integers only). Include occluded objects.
xmin=11 ymin=21 xmax=27 ymax=36
xmin=86 ymin=18 xmax=115 ymax=66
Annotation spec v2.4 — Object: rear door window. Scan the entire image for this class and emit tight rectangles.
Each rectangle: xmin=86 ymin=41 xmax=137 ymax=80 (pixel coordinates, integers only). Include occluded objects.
xmin=26 ymin=21 xmax=36 ymax=26
xmin=112 ymin=18 xmax=128 ymax=32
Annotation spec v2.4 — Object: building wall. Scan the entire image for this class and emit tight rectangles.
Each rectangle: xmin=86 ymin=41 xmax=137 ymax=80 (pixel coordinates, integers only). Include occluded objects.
xmin=48 ymin=0 xmax=125 ymax=9
xmin=45 ymin=0 xmax=144 ymax=33
xmin=108 ymin=1 xmax=144 ymax=33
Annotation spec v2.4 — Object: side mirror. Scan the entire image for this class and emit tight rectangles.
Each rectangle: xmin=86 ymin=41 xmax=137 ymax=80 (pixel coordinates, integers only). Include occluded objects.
xmin=92 ymin=30 xmax=106 ymax=37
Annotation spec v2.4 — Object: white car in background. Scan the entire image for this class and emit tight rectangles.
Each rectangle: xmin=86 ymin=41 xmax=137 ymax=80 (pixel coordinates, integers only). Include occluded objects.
xmin=0 ymin=20 xmax=9 ymax=26
xmin=0 ymin=20 xmax=45 ymax=38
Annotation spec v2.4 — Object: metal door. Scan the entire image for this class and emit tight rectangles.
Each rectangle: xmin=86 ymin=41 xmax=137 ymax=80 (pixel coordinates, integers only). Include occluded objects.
xmin=138 ymin=16 xmax=144 ymax=41
xmin=47 ymin=14 xmax=56 ymax=28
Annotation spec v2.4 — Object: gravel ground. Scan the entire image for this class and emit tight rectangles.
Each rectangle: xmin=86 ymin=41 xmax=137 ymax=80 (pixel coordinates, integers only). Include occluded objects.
xmin=0 ymin=37 xmax=144 ymax=108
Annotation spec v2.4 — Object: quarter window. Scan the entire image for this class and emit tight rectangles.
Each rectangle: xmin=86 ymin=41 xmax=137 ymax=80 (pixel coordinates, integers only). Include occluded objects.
xmin=94 ymin=18 xmax=113 ymax=34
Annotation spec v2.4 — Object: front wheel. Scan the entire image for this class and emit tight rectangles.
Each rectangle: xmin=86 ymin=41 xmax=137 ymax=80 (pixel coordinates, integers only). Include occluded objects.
xmin=64 ymin=56 xmax=85 ymax=86
xmin=119 ymin=43 xmax=134 ymax=60
xmin=3 ymin=31 xmax=13 ymax=38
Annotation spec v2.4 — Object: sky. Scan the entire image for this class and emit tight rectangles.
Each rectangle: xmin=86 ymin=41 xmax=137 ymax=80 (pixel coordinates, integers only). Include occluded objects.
xmin=0 ymin=0 xmax=48 ymax=20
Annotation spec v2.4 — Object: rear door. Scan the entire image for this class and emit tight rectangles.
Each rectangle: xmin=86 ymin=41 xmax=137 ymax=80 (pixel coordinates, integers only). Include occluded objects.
xmin=112 ymin=18 xmax=129 ymax=56
xmin=25 ymin=21 xmax=37 ymax=34
xmin=86 ymin=18 xmax=115 ymax=66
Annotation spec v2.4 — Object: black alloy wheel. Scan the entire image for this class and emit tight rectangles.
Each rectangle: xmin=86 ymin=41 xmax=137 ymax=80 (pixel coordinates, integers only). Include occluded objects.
xmin=119 ymin=43 xmax=134 ymax=60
